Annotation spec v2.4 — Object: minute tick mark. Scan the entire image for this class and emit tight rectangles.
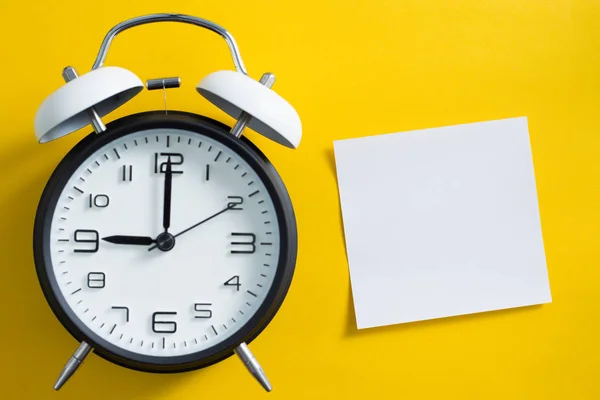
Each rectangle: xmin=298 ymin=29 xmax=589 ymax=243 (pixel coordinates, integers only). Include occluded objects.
xmin=104 ymin=154 xmax=109 ymax=160
xmin=113 ymin=148 xmax=121 ymax=159
xmin=247 ymin=290 xmax=258 ymax=297
xmin=211 ymin=325 xmax=218 ymax=335
xmin=110 ymin=324 xmax=117 ymax=334
xmin=94 ymin=161 xmax=100 ymax=166
xmin=123 ymin=143 xmax=128 ymax=150
xmin=214 ymin=150 xmax=222 ymax=162
xmin=249 ymin=190 xmax=259 ymax=197
xmin=71 ymin=288 xmax=82 ymax=295
xmin=167 ymin=135 xmax=170 ymax=147
xmin=241 ymin=172 xmax=247 ymax=177
xmin=73 ymin=186 xmax=84 ymax=194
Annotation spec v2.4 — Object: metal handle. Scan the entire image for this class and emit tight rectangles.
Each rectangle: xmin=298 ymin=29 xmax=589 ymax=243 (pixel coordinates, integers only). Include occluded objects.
xmin=91 ymin=13 xmax=248 ymax=74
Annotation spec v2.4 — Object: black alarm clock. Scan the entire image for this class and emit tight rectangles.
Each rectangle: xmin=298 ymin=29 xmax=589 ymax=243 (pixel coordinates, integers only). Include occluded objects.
xmin=32 ymin=13 xmax=301 ymax=392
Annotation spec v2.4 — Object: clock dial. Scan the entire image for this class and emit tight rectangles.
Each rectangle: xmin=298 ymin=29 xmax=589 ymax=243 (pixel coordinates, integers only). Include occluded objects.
xmin=46 ymin=128 xmax=281 ymax=357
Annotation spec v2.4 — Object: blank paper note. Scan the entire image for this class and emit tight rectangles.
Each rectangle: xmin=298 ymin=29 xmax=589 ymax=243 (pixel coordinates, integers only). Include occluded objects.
xmin=334 ymin=117 xmax=552 ymax=330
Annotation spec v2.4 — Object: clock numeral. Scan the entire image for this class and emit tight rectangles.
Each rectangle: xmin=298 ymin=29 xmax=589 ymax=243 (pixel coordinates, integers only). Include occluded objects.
xmin=224 ymin=276 xmax=241 ymax=291
xmin=89 ymin=194 xmax=110 ymax=208
xmin=194 ymin=303 xmax=213 ymax=319
xmin=154 ymin=152 xmax=184 ymax=174
xmin=152 ymin=311 xmax=177 ymax=333
xmin=121 ymin=165 xmax=133 ymax=182
xmin=230 ymin=232 xmax=256 ymax=254
xmin=87 ymin=272 xmax=105 ymax=288
xmin=227 ymin=196 xmax=243 ymax=210
xmin=111 ymin=306 xmax=129 ymax=322
xmin=73 ymin=229 xmax=99 ymax=253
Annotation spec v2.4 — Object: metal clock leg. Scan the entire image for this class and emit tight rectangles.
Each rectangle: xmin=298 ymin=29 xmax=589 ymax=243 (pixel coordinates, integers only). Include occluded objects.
xmin=234 ymin=342 xmax=272 ymax=392
xmin=230 ymin=72 xmax=276 ymax=138
xmin=62 ymin=66 xmax=107 ymax=134
xmin=53 ymin=341 xmax=92 ymax=390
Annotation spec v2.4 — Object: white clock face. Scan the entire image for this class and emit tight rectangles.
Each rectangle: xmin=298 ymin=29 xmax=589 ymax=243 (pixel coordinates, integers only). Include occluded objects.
xmin=47 ymin=128 xmax=281 ymax=357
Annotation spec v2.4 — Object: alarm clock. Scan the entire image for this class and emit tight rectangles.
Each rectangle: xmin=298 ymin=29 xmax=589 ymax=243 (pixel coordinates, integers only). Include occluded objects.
xmin=32 ymin=13 xmax=301 ymax=392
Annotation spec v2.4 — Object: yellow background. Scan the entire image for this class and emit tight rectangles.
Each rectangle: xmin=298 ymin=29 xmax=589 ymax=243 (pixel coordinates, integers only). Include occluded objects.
xmin=0 ymin=0 xmax=598 ymax=398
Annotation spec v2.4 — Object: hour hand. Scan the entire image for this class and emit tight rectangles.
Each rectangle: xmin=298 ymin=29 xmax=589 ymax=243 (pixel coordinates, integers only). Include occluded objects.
xmin=102 ymin=235 xmax=156 ymax=246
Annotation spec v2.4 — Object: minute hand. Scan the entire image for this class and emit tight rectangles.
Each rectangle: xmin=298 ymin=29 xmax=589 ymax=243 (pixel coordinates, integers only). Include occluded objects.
xmin=148 ymin=205 xmax=233 ymax=251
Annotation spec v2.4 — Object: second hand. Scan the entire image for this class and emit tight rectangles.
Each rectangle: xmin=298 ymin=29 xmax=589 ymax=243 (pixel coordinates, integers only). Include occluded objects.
xmin=148 ymin=204 xmax=233 ymax=251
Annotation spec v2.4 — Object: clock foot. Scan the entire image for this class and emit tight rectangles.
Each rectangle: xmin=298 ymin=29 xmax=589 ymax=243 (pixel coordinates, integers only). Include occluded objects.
xmin=53 ymin=341 xmax=92 ymax=390
xmin=230 ymin=73 xmax=276 ymax=138
xmin=234 ymin=342 xmax=272 ymax=392
xmin=62 ymin=66 xmax=107 ymax=134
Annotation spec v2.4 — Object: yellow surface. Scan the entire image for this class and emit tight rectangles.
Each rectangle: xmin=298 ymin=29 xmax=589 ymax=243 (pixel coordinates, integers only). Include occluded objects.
xmin=0 ymin=0 xmax=598 ymax=398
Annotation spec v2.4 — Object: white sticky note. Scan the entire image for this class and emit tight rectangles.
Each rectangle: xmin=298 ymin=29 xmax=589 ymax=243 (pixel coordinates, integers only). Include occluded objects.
xmin=334 ymin=117 xmax=552 ymax=329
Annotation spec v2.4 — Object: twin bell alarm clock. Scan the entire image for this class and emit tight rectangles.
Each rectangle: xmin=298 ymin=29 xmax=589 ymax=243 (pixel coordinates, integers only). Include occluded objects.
xmin=32 ymin=13 xmax=301 ymax=392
